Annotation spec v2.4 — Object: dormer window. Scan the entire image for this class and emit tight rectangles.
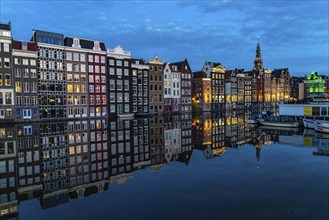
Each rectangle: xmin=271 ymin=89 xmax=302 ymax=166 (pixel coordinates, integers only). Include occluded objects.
xmin=22 ymin=42 xmax=28 ymax=50
xmin=185 ymin=65 xmax=187 ymax=70
xmin=73 ymin=38 xmax=80 ymax=48
xmin=93 ymin=41 xmax=100 ymax=51
xmin=172 ymin=66 xmax=177 ymax=71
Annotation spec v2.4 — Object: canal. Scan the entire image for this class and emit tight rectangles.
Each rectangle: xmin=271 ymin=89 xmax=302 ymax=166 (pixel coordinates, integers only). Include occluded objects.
xmin=0 ymin=113 xmax=328 ymax=219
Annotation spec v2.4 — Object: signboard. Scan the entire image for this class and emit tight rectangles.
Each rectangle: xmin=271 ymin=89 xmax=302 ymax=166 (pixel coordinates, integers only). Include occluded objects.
xmin=303 ymin=137 xmax=312 ymax=146
xmin=304 ymin=106 xmax=312 ymax=116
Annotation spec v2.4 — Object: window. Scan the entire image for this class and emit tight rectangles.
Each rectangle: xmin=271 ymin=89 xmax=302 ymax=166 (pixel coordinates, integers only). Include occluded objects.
xmin=74 ymin=64 xmax=79 ymax=72
xmin=109 ymin=67 xmax=114 ymax=75
xmin=89 ymin=65 xmax=94 ymax=73
xmin=4 ymin=43 xmax=9 ymax=52
xmin=101 ymin=66 xmax=105 ymax=74
xmin=4 ymin=74 xmax=11 ymax=86
xmin=94 ymin=55 xmax=99 ymax=63
xmin=23 ymin=82 xmax=29 ymax=92
xmin=89 ymin=85 xmax=94 ymax=93
xmin=88 ymin=55 xmax=93 ymax=62
xmin=22 ymin=58 xmax=29 ymax=65
xmin=23 ymin=125 xmax=32 ymax=134
xmin=67 ymin=52 xmax=72 ymax=60
xmin=93 ymin=42 xmax=100 ymax=51
xmin=67 ymin=63 xmax=72 ymax=71
xmin=97 ymin=56 xmax=105 ymax=64
xmin=81 ymin=64 xmax=86 ymax=72
xmin=5 ymin=92 xmax=12 ymax=104
xmin=16 ymin=96 xmax=22 ymax=106
xmin=0 ymin=74 xmax=2 ymax=86
xmin=24 ymin=96 xmax=30 ymax=106
xmin=110 ymin=79 xmax=115 ymax=90
xmin=74 ymin=53 xmax=79 ymax=61
xmin=15 ymin=81 xmax=22 ymax=92
xmin=101 ymin=75 xmax=106 ymax=83
xmin=14 ymin=58 xmax=21 ymax=65
xmin=30 ymin=69 xmax=36 ymax=78
xmin=124 ymin=68 xmax=129 ymax=76
xmin=110 ymin=93 xmax=115 ymax=103
xmin=124 ymin=80 xmax=129 ymax=90
xmin=4 ymin=58 xmax=10 ymax=68
xmin=31 ymin=96 xmax=37 ymax=106
xmin=73 ymin=38 xmax=80 ymax=47
xmin=95 ymin=65 xmax=100 ymax=73
xmin=32 ymin=82 xmax=37 ymax=92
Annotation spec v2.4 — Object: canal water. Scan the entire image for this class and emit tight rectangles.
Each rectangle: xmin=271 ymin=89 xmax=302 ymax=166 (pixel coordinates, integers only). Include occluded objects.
xmin=0 ymin=114 xmax=328 ymax=220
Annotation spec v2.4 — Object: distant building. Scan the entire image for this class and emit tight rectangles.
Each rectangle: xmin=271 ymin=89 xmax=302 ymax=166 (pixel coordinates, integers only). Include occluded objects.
xmin=202 ymin=61 xmax=225 ymax=78
xmin=290 ymin=76 xmax=304 ymax=100
xmin=271 ymin=68 xmax=291 ymax=102
xmin=304 ymin=71 xmax=326 ymax=98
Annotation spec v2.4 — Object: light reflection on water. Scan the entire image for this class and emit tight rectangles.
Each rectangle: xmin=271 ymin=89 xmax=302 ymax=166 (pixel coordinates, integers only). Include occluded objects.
xmin=0 ymin=113 xmax=328 ymax=220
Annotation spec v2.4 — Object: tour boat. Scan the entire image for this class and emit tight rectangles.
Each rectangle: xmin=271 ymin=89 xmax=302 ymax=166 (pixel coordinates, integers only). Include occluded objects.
xmin=315 ymin=121 xmax=329 ymax=133
xmin=257 ymin=116 xmax=299 ymax=128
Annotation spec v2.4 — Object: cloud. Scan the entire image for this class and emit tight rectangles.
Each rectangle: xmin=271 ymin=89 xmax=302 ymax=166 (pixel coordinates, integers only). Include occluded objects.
xmin=1 ymin=0 xmax=328 ymax=75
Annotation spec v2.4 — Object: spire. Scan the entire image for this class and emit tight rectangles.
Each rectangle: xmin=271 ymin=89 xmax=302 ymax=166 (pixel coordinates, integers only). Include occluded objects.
xmin=253 ymin=36 xmax=263 ymax=71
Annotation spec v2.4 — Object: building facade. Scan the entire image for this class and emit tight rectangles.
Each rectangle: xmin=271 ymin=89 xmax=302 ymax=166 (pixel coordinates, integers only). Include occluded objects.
xmin=131 ymin=59 xmax=149 ymax=115
xmin=32 ymin=30 xmax=66 ymax=120
xmin=64 ymin=37 xmax=88 ymax=119
xmin=107 ymin=45 xmax=131 ymax=117
xmin=0 ymin=22 xmax=14 ymax=122
xmin=148 ymin=55 xmax=164 ymax=114
xmin=192 ymin=71 xmax=212 ymax=111
xmin=12 ymin=40 xmax=39 ymax=121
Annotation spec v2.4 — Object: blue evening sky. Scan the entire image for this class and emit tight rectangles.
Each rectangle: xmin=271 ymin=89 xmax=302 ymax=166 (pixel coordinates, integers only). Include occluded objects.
xmin=1 ymin=0 xmax=328 ymax=76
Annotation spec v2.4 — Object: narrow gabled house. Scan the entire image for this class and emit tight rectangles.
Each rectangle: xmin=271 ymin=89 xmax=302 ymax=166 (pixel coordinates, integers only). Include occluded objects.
xmin=0 ymin=22 xmax=15 ymax=122
xmin=12 ymin=40 xmax=39 ymax=121
xmin=171 ymin=59 xmax=192 ymax=113
xmin=131 ymin=59 xmax=149 ymax=115
xmin=107 ymin=45 xmax=132 ymax=117
xmin=32 ymin=30 xmax=66 ymax=120
xmin=148 ymin=54 xmax=165 ymax=115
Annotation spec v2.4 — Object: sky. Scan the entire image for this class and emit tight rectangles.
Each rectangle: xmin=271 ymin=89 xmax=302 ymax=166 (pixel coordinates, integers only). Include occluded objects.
xmin=1 ymin=0 xmax=328 ymax=76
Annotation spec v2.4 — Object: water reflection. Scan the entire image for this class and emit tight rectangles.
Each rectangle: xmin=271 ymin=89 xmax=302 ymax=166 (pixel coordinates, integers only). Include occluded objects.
xmin=0 ymin=113 xmax=328 ymax=218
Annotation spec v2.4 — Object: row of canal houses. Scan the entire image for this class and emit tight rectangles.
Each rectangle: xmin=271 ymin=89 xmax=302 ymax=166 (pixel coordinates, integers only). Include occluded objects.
xmin=0 ymin=22 xmax=193 ymax=123
xmin=1 ymin=22 xmax=291 ymax=123
xmin=192 ymin=41 xmax=291 ymax=114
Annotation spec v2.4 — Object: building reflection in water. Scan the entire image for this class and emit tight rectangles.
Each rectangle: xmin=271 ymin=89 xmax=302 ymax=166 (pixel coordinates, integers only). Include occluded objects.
xmin=0 ymin=113 xmax=328 ymax=218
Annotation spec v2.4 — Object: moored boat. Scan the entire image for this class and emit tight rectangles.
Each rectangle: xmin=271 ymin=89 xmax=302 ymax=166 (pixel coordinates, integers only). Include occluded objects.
xmin=303 ymin=118 xmax=317 ymax=129
xmin=315 ymin=121 xmax=329 ymax=133
xmin=117 ymin=113 xmax=135 ymax=119
xmin=257 ymin=116 xmax=299 ymax=128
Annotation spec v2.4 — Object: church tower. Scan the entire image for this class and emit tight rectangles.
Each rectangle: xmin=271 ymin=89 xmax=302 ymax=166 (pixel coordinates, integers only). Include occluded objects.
xmin=253 ymin=37 xmax=263 ymax=71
